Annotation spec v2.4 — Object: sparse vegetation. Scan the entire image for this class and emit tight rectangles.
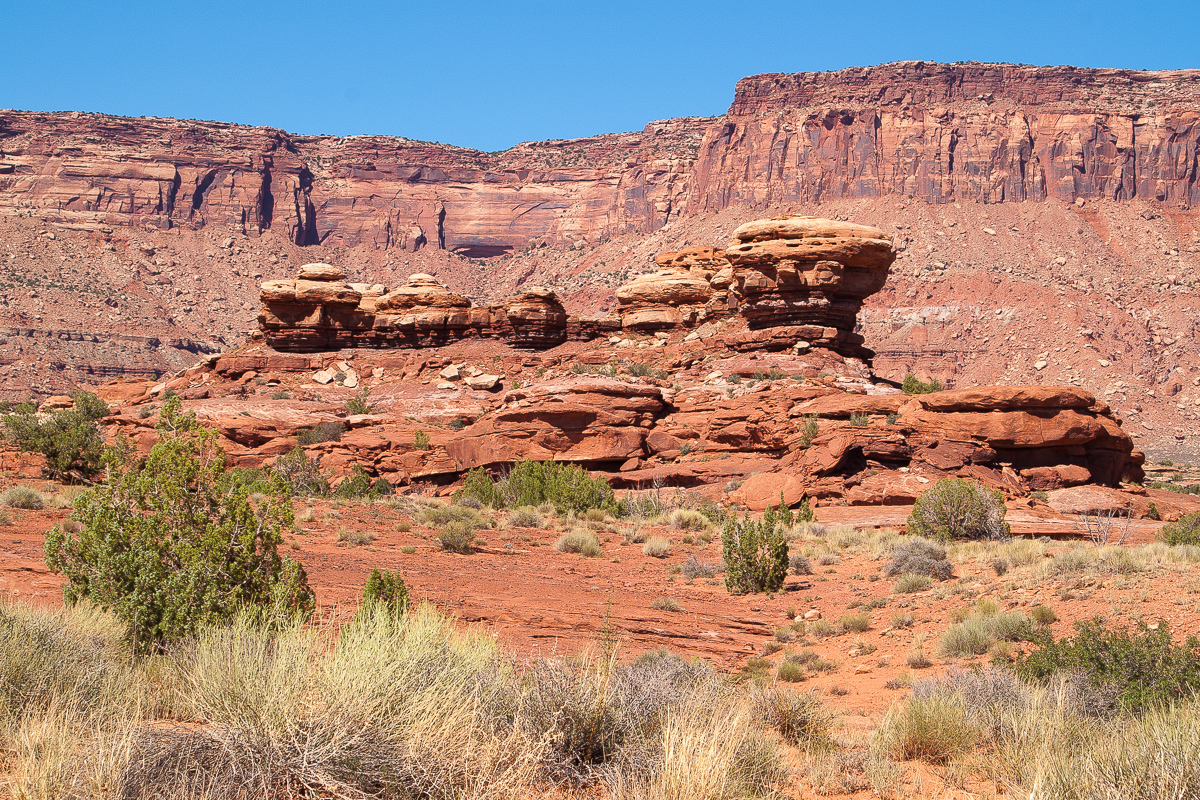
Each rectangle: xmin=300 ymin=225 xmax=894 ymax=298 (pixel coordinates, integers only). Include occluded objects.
xmin=2 ymin=485 xmax=44 ymax=510
xmin=907 ymin=479 xmax=1010 ymax=542
xmin=1160 ymin=510 xmax=1200 ymax=546
xmin=455 ymin=460 xmax=617 ymax=515
xmin=414 ymin=429 xmax=431 ymax=450
xmin=555 ymin=529 xmax=603 ymax=557
xmin=650 ymin=597 xmax=683 ymax=613
xmin=345 ymin=387 xmax=373 ymax=415
xmin=43 ymin=397 xmax=314 ymax=652
xmin=643 ymin=536 xmax=672 ymax=558
xmin=885 ymin=538 xmax=954 ymax=580
xmin=901 ymin=374 xmax=943 ymax=395
xmin=722 ymin=505 xmax=789 ymax=595
xmin=2 ymin=390 xmax=108 ymax=481
xmin=296 ymin=421 xmax=345 ymax=445
xmin=362 ymin=567 xmax=408 ymax=613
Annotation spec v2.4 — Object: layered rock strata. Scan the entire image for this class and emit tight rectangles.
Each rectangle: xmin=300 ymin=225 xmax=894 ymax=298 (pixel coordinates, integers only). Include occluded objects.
xmin=259 ymin=267 xmax=580 ymax=350
xmin=259 ymin=215 xmax=896 ymax=358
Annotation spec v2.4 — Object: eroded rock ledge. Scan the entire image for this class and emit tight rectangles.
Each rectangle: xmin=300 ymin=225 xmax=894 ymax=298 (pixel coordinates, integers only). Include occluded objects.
xmin=258 ymin=215 xmax=895 ymax=361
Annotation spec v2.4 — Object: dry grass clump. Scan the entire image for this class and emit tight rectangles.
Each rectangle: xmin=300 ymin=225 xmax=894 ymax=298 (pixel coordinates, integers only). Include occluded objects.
xmin=507 ymin=505 xmax=543 ymax=529
xmin=337 ymin=527 xmax=377 ymax=546
xmin=884 ymin=538 xmax=954 ymax=580
xmin=650 ymin=597 xmax=684 ymax=613
xmin=0 ymin=601 xmax=793 ymax=800
xmin=679 ymin=554 xmax=720 ymax=580
xmin=554 ymin=529 xmax=603 ymax=557
xmin=3 ymin=485 xmax=45 ymax=510
xmin=642 ymin=536 xmax=672 ymax=558
xmin=894 ymin=573 xmax=933 ymax=594
xmin=938 ymin=610 xmax=1035 ymax=658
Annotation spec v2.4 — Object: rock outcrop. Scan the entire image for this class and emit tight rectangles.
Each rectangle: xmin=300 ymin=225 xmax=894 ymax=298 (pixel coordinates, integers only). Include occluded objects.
xmin=259 ymin=269 xmax=577 ymax=350
xmin=259 ymin=215 xmax=897 ymax=354
xmin=3 ymin=63 xmax=1196 ymax=254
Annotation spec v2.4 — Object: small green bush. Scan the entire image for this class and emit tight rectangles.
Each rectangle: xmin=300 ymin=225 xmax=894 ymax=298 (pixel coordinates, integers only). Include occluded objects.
xmin=839 ymin=613 xmax=872 ymax=632
xmin=44 ymin=397 xmax=313 ymax=652
xmin=798 ymin=415 xmax=820 ymax=448
xmin=414 ymin=430 xmax=431 ymax=450
xmin=1160 ymin=511 xmax=1200 ymax=546
xmin=2 ymin=390 xmax=108 ymax=481
xmin=455 ymin=460 xmax=616 ymax=516
xmin=346 ymin=388 xmax=373 ymax=416
xmin=777 ymin=660 xmax=807 ymax=683
xmin=437 ymin=521 xmax=478 ymax=554
xmin=1015 ymin=618 xmax=1200 ymax=712
xmin=1031 ymin=605 xmax=1058 ymax=626
xmin=3 ymin=485 xmax=44 ymax=510
xmin=907 ymin=479 xmax=1010 ymax=542
xmin=848 ymin=412 xmax=869 ymax=427
xmin=362 ymin=568 xmax=408 ymax=613
xmin=331 ymin=465 xmax=376 ymax=496
xmin=273 ymin=447 xmax=330 ymax=497
xmin=555 ymin=529 xmax=602 ymax=557
xmin=296 ymin=421 xmax=345 ymax=445
xmin=939 ymin=611 xmax=1034 ymax=658
xmin=901 ymin=374 xmax=943 ymax=395
xmin=722 ymin=505 xmax=789 ymax=595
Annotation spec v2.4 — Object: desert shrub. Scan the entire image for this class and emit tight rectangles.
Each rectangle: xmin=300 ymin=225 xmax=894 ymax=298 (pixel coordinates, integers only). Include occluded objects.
xmin=437 ymin=521 xmax=478 ymax=554
xmin=643 ymin=536 xmax=672 ymax=558
xmin=421 ymin=503 xmax=486 ymax=529
xmin=625 ymin=361 xmax=667 ymax=379
xmin=907 ymin=479 xmax=1010 ymax=542
xmin=414 ymin=430 xmax=431 ymax=450
xmin=1031 ymin=605 xmax=1058 ymax=626
xmin=507 ymin=505 xmax=543 ymax=528
xmin=798 ymin=415 xmax=820 ymax=448
xmin=338 ymin=528 xmax=376 ymax=547
xmin=555 ymin=529 xmax=602 ymax=557
xmin=670 ymin=508 xmax=707 ymax=531
xmin=722 ymin=506 xmax=789 ymax=595
xmin=895 ymin=573 xmax=933 ymax=593
xmin=1160 ymin=511 xmax=1200 ymax=546
xmin=1015 ymin=618 xmax=1200 ymax=712
xmin=840 ymin=613 xmax=872 ymax=632
xmin=456 ymin=460 xmax=616 ymax=515
xmin=815 ymin=552 xmax=840 ymax=566
xmin=295 ymin=421 xmax=345 ymax=445
xmin=3 ymin=485 xmax=44 ymax=510
xmin=362 ymin=568 xmax=408 ymax=613
xmin=680 ymin=554 xmax=720 ymax=580
xmin=223 ymin=467 xmax=275 ymax=495
xmin=345 ymin=388 xmax=373 ymax=416
xmin=891 ymin=612 xmax=916 ymax=628
xmin=333 ymin=464 xmax=379 ymax=499
xmin=2 ymin=390 xmax=108 ymax=481
xmin=273 ymin=446 xmax=330 ymax=497
xmin=848 ymin=412 xmax=869 ymax=427
xmin=44 ymin=397 xmax=314 ymax=652
xmin=885 ymin=538 xmax=955 ymax=579
xmin=789 ymin=552 xmax=814 ymax=575
xmin=879 ymin=693 xmax=976 ymax=763
xmin=901 ymin=374 xmax=942 ymax=395
xmin=777 ymin=660 xmax=807 ymax=683
xmin=754 ymin=688 xmax=835 ymax=749
xmin=650 ymin=597 xmax=683 ymax=613
xmin=456 ymin=495 xmax=485 ymax=510
xmin=939 ymin=611 xmax=1035 ymax=658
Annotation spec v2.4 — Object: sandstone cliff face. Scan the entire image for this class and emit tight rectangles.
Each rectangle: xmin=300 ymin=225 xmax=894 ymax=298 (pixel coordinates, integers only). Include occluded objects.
xmin=3 ymin=62 xmax=1197 ymax=258
xmin=693 ymin=62 xmax=1200 ymax=209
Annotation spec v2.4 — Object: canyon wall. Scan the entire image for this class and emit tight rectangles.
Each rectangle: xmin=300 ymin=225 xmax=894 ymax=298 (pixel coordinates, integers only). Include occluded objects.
xmin=3 ymin=63 xmax=1197 ymax=256
xmin=2 ymin=61 xmax=1199 ymax=457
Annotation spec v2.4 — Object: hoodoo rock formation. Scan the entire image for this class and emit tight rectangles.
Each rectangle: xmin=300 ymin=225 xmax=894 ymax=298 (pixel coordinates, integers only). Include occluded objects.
xmin=146 ymin=213 xmax=1144 ymax=511
xmin=261 ymin=216 xmax=898 ymax=363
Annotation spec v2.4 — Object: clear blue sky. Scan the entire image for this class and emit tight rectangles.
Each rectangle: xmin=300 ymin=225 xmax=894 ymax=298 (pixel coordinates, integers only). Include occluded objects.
xmin=4 ymin=1 xmax=1197 ymax=152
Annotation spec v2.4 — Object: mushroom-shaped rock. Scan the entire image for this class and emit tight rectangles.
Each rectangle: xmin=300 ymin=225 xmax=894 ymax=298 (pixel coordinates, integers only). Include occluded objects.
xmin=723 ymin=215 xmax=895 ymax=331
xmin=615 ymin=248 xmax=728 ymax=331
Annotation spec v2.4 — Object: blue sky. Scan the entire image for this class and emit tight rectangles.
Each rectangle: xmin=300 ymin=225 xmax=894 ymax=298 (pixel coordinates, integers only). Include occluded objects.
xmin=4 ymin=1 xmax=1197 ymax=152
